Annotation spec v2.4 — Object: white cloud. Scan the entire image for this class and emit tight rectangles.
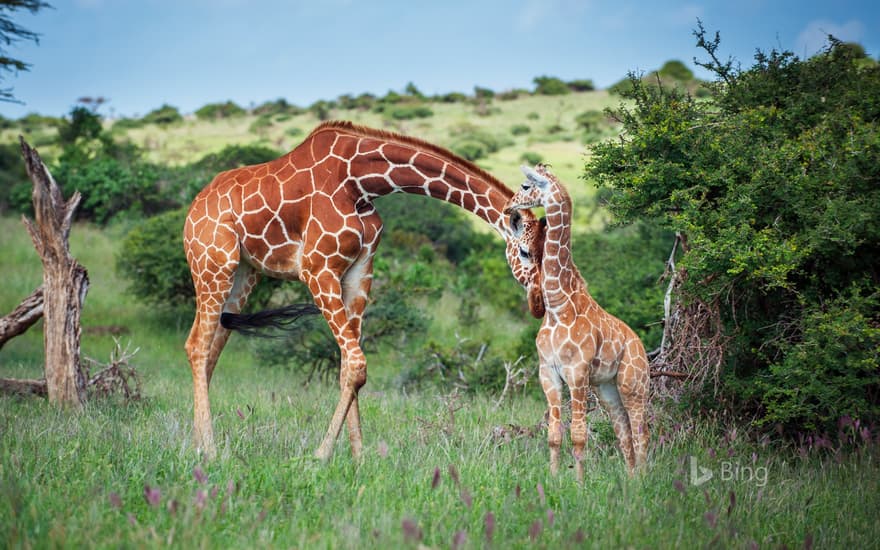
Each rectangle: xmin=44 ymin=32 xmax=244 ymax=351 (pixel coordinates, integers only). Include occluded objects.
xmin=796 ymin=19 xmax=865 ymax=56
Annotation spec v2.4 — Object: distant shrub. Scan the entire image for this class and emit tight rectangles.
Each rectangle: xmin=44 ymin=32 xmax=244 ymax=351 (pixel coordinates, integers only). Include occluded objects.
xmin=545 ymin=124 xmax=565 ymax=134
xmin=533 ymin=75 xmax=570 ymax=95
xmin=110 ymin=117 xmax=144 ymax=131
xmin=195 ymin=101 xmax=246 ymax=120
xmin=142 ymin=104 xmax=183 ymax=126
xmin=253 ymin=98 xmax=304 ymax=117
xmin=449 ymin=128 xmax=506 ymax=162
xmin=657 ymin=59 xmax=694 ymax=81
xmin=497 ymin=89 xmax=529 ymax=101
xmin=286 ymin=127 xmax=304 ymax=138
xmin=309 ymin=100 xmax=334 ymax=121
xmin=384 ymin=104 xmax=434 ymax=120
xmin=526 ymin=112 xmax=540 ymax=120
xmin=575 ymin=110 xmax=606 ymax=132
xmin=510 ymin=124 xmax=531 ymax=136
xmin=249 ymin=115 xmax=273 ymax=135
xmin=449 ymin=141 xmax=486 ymax=161
xmin=437 ymin=92 xmax=468 ymax=103
xmin=567 ymin=79 xmax=596 ymax=92
xmin=473 ymin=86 xmax=495 ymax=99
xmin=519 ymin=151 xmax=543 ymax=165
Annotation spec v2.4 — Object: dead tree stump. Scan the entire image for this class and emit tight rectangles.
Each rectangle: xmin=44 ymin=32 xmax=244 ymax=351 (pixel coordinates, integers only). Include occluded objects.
xmin=17 ymin=138 xmax=90 ymax=408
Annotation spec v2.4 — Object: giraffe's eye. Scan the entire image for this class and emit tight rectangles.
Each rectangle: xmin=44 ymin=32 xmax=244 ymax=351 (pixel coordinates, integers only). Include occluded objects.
xmin=521 ymin=183 xmax=532 ymax=191
xmin=519 ymin=246 xmax=531 ymax=260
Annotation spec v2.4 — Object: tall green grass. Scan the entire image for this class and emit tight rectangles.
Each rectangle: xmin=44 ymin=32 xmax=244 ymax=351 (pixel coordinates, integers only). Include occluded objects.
xmin=1 ymin=213 xmax=878 ymax=548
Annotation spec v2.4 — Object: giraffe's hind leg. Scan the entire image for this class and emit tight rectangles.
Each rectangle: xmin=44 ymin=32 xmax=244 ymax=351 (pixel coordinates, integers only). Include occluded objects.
xmin=618 ymin=342 xmax=650 ymax=470
xmin=184 ymin=224 xmax=241 ymax=459
xmin=205 ymin=262 xmax=260 ymax=386
xmin=595 ymin=381 xmax=636 ymax=473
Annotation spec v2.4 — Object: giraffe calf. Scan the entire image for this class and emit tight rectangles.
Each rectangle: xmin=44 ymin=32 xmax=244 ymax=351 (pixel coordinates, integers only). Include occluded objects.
xmin=504 ymin=164 xmax=650 ymax=479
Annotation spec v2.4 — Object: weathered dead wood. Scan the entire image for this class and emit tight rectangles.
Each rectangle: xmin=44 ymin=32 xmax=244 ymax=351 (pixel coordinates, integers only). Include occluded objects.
xmin=18 ymin=137 xmax=89 ymax=408
xmin=0 ymin=377 xmax=47 ymax=396
xmin=0 ymin=286 xmax=43 ymax=350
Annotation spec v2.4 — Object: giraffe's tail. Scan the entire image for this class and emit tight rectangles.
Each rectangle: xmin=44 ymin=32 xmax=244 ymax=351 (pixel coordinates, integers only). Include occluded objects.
xmin=220 ymin=304 xmax=321 ymax=337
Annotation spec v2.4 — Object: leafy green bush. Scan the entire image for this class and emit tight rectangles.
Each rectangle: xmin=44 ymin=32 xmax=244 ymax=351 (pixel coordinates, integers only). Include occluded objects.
xmin=510 ymin=124 xmax=531 ymax=136
xmin=0 ymin=142 xmax=27 ymax=213
xmin=195 ymin=101 xmax=246 ymax=120
xmin=567 ymin=79 xmax=595 ymax=91
xmin=588 ymin=31 xmax=880 ymax=432
xmin=519 ymin=152 xmax=543 ymax=165
xmin=59 ymin=156 xmax=171 ymax=224
xmin=382 ymin=104 xmax=434 ymax=120
xmin=116 ymin=207 xmax=194 ymax=308
xmin=448 ymin=127 xmax=506 ymax=162
xmin=142 ymin=104 xmax=183 ymax=126
xmin=533 ymin=75 xmax=570 ymax=95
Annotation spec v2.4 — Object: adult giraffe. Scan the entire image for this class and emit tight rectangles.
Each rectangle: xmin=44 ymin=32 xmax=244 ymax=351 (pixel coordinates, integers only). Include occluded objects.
xmin=505 ymin=164 xmax=649 ymax=478
xmin=184 ymin=121 xmax=541 ymax=459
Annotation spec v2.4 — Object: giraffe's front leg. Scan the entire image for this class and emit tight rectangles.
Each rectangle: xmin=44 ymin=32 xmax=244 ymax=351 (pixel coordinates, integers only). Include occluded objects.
xmin=539 ymin=362 xmax=564 ymax=477
xmin=304 ymin=270 xmax=368 ymax=462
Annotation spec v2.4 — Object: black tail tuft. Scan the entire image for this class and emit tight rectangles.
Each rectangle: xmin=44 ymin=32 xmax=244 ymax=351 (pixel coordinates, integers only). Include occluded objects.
xmin=220 ymin=303 xmax=321 ymax=337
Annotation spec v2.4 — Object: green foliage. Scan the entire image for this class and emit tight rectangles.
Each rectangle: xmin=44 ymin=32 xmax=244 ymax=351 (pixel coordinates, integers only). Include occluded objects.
xmin=657 ymin=60 xmax=694 ymax=81
xmin=587 ymin=33 xmax=880 ymax=432
xmin=510 ymin=124 xmax=531 ymax=136
xmin=380 ymin=104 xmax=434 ymax=120
xmin=59 ymin=155 xmax=170 ymax=224
xmin=567 ymin=78 xmax=596 ymax=91
xmin=116 ymin=207 xmax=194 ymax=308
xmin=571 ymin=224 xmax=671 ymax=350
xmin=0 ymin=142 xmax=26 ymax=212
xmin=533 ymin=75 xmax=570 ymax=95
xmin=436 ymin=91 xmax=467 ymax=103
xmin=519 ymin=151 xmax=543 ymax=165
xmin=448 ymin=126 xmax=506 ymax=162
xmin=753 ymin=287 xmax=880 ymax=429
xmin=253 ymin=98 xmax=304 ymax=117
xmin=194 ymin=100 xmax=246 ymax=120
xmin=473 ymin=86 xmax=495 ymax=99
xmin=57 ymin=106 xmax=102 ymax=144
xmin=142 ymin=104 xmax=183 ymax=126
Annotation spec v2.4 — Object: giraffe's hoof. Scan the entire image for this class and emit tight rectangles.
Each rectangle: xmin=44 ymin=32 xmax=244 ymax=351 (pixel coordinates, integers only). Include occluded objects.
xmin=314 ymin=445 xmax=333 ymax=462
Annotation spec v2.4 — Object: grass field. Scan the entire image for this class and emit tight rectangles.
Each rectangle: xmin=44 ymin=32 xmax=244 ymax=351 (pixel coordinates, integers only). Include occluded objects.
xmin=1 ymin=219 xmax=878 ymax=548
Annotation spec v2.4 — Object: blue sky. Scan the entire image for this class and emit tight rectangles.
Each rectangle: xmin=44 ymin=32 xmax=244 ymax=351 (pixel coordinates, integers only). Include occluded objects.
xmin=1 ymin=0 xmax=877 ymax=119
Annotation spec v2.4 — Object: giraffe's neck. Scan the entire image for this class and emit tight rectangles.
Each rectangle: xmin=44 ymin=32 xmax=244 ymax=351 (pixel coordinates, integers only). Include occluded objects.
xmin=541 ymin=183 xmax=587 ymax=310
xmin=307 ymin=122 xmax=511 ymax=236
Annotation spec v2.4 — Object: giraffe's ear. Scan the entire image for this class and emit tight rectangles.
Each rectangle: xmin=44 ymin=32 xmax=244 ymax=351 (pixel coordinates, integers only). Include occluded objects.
xmin=520 ymin=165 xmax=550 ymax=188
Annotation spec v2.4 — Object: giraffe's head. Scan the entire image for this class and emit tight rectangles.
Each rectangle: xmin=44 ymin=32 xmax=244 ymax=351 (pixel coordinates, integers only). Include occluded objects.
xmin=503 ymin=164 xmax=555 ymax=213
xmin=505 ymin=209 xmax=546 ymax=318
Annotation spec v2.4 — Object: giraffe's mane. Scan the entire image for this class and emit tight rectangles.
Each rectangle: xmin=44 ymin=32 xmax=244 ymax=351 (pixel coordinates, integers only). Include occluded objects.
xmin=308 ymin=120 xmax=515 ymax=199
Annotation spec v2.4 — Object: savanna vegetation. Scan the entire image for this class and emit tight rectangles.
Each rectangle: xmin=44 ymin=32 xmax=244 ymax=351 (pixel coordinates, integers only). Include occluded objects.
xmin=1 ymin=23 xmax=878 ymax=548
